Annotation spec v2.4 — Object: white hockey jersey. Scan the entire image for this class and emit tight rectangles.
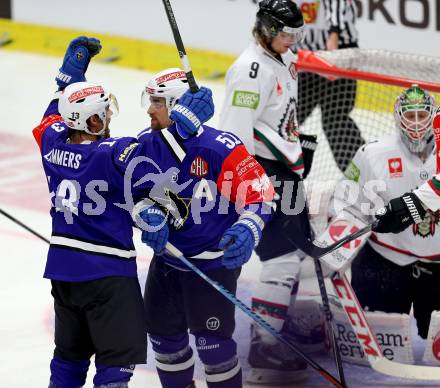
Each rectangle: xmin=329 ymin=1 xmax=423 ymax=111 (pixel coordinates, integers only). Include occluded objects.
xmin=219 ymin=42 xmax=304 ymax=177
xmin=333 ymin=133 xmax=440 ymax=266
xmin=415 ymin=174 xmax=440 ymax=212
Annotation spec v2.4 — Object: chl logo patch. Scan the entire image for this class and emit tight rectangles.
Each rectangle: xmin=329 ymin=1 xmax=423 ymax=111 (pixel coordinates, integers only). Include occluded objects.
xmin=388 ymin=157 xmax=403 ymax=178
xmin=190 ymin=156 xmax=208 ymax=177
xmin=206 ymin=317 xmax=220 ymax=331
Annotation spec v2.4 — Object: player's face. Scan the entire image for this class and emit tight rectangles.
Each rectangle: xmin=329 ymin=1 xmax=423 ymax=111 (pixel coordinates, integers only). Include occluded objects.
xmin=271 ymin=31 xmax=296 ymax=54
xmin=148 ymin=96 xmax=172 ymax=130
xmin=402 ymin=110 xmax=431 ymax=139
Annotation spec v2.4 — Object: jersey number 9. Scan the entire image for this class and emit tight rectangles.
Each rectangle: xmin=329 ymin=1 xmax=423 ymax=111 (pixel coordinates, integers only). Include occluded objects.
xmin=249 ymin=62 xmax=260 ymax=79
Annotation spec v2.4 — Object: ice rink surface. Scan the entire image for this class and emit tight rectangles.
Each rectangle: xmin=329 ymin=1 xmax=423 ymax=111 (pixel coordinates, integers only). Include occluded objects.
xmin=1 ymin=50 xmax=440 ymax=387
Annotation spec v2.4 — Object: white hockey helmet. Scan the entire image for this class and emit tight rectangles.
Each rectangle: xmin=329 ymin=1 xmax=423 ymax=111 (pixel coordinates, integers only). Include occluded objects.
xmin=59 ymin=81 xmax=119 ymax=136
xmin=141 ymin=68 xmax=189 ymax=113
xmin=394 ymin=85 xmax=436 ymax=153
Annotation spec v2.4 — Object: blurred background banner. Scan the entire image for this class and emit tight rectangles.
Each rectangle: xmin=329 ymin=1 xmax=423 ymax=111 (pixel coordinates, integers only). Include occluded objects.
xmin=6 ymin=0 xmax=440 ymax=57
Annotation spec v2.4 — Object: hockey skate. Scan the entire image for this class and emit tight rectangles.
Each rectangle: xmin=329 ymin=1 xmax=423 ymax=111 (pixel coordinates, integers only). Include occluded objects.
xmin=246 ymin=326 xmax=308 ymax=384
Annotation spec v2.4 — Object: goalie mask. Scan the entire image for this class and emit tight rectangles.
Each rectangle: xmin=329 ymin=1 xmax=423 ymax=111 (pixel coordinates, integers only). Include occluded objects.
xmin=255 ymin=0 xmax=305 ymax=46
xmin=394 ymin=85 xmax=436 ymax=153
xmin=141 ymin=68 xmax=189 ymax=114
xmin=59 ymin=81 xmax=119 ymax=136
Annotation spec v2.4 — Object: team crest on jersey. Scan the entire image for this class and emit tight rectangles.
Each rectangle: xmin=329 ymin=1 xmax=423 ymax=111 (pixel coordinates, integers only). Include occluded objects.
xmin=388 ymin=158 xmax=403 ymax=178
xmin=289 ymin=62 xmax=297 ymax=80
xmin=190 ymin=156 xmax=208 ymax=177
xmin=279 ymin=96 xmax=299 ymax=142
xmin=412 ymin=211 xmax=440 ymax=238
xmin=153 ymin=189 xmax=192 ymax=230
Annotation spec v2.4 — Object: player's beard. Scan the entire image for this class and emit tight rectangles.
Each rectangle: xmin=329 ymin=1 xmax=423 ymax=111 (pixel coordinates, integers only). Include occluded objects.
xmin=150 ymin=117 xmax=162 ymax=131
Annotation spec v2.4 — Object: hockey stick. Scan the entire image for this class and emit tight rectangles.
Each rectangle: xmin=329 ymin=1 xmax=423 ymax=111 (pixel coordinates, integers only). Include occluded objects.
xmin=308 ymin=221 xmax=376 ymax=259
xmin=331 ymin=272 xmax=440 ymax=380
xmin=161 ymin=0 xmax=198 ymax=92
xmin=0 ymin=207 xmax=50 ymax=244
xmin=312 ymin=257 xmax=347 ymax=387
xmin=165 ymin=242 xmax=344 ymax=388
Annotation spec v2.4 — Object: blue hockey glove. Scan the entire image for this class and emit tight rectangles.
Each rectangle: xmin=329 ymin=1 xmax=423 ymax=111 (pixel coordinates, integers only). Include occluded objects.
xmin=56 ymin=36 xmax=102 ymax=90
xmin=219 ymin=218 xmax=262 ymax=269
xmin=170 ymin=86 xmax=215 ymax=139
xmin=138 ymin=206 xmax=169 ymax=254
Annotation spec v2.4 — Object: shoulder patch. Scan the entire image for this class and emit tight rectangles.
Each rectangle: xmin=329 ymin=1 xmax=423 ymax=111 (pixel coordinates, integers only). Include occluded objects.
xmin=232 ymin=90 xmax=260 ymax=109
xmin=344 ymin=161 xmax=360 ymax=182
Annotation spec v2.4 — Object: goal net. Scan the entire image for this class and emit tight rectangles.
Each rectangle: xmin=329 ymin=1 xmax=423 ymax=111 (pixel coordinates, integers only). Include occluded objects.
xmin=296 ymin=48 xmax=440 ymax=232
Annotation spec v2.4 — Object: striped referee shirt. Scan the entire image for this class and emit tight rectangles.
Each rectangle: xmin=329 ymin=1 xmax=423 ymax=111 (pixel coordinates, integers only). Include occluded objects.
xmin=296 ymin=0 xmax=358 ymax=51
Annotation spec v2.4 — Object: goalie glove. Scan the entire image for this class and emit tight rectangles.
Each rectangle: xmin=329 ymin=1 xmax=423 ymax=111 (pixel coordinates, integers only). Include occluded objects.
xmin=373 ymin=192 xmax=426 ymax=234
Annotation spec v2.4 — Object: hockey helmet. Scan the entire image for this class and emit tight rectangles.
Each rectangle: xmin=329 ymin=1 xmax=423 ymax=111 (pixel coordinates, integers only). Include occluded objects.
xmin=59 ymin=81 xmax=118 ymax=136
xmin=141 ymin=68 xmax=189 ymax=114
xmin=394 ymin=85 xmax=436 ymax=153
xmin=255 ymin=0 xmax=305 ymax=43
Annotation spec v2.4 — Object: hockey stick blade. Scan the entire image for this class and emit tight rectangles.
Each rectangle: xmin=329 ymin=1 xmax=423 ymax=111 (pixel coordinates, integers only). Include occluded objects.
xmin=332 ymin=273 xmax=440 ymax=380
xmin=165 ymin=242 xmax=344 ymax=388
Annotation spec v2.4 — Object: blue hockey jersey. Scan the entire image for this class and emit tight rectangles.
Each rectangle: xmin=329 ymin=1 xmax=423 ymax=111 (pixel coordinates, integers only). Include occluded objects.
xmin=136 ymin=124 xmax=274 ymax=271
xmin=33 ymin=100 xmax=274 ymax=280
xmin=33 ymin=101 xmax=158 ymax=281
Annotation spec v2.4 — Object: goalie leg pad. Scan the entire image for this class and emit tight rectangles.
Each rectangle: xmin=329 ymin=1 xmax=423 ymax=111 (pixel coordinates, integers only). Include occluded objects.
xmin=150 ymin=333 xmax=195 ymax=388
xmin=194 ymin=332 xmax=241 ymax=387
